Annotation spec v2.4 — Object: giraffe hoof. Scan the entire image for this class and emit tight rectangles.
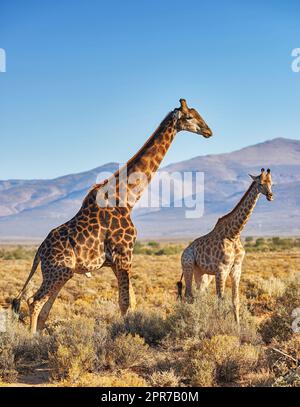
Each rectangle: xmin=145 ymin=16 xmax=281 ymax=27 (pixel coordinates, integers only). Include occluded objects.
xmin=85 ymin=272 xmax=92 ymax=278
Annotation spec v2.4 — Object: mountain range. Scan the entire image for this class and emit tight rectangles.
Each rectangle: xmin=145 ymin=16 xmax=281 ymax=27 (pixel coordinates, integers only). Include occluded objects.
xmin=0 ymin=137 xmax=299 ymax=242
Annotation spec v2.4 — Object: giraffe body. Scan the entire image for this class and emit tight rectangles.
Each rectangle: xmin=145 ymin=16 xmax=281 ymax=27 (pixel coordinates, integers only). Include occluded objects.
xmin=28 ymin=204 xmax=137 ymax=334
xmin=180 ymin=169 xmax=273 ymax=324
xmin=13 ymin=99 xmax=212 ymax=334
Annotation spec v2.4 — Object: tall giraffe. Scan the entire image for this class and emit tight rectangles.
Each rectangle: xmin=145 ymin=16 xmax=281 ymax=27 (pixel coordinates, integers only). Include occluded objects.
xmin=179 ymin=168 xmax=273 ymax=324
xmin=13 ymin=99 xmax=213 ymax=334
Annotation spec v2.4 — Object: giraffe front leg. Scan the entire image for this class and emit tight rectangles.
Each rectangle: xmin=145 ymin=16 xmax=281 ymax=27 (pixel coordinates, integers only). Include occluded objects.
xmin=112 ymin=261 xmax=136 ymax=314
xmin=129 ymin=280 xmax=136 ymax=311
xmin=230 ymin=264 xmax=242 ymax=326
xmin=215 ymin=265 xmax=229 ymax=300
xmin=114 ymin=256 xmax=135 ymax=316
xmin=117 ymin=268 xmax=131 ymax=316
xmin=182 ymin=264 xmax=194 ymax=301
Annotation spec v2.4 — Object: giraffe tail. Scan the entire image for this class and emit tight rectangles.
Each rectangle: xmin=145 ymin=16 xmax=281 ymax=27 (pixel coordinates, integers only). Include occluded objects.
xmin=176 ymin=273 xmax=184 ymax=301
xmin=11 ymin=248 xmax=41 ymax=315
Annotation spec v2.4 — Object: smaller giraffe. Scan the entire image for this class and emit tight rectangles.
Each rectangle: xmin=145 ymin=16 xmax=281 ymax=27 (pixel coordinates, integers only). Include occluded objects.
xmin=179 ymin=168 xmax=274 ymax=324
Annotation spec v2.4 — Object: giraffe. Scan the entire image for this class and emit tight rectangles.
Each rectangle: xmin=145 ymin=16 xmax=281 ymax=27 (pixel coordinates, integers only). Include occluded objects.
xmin=179 ymin=168 xmax=273 ymax=324
xmin=12 ymin=99 xmax=213 ymax=334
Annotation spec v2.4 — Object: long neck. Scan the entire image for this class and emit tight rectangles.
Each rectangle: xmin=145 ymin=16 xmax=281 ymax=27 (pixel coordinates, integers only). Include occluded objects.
xmin=215 ymin=182 xmax=260 ymax=239
xmin=112 ymin=110 xmax=178 ymax=208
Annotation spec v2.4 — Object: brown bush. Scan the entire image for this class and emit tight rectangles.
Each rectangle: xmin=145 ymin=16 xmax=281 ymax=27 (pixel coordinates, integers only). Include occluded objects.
xmin=49 ymin=316 xmax=97 ymax=382
xmin=149 ymin=369 xmax=180 ymax=387
xmin=260 ymin=275 xmax=300 ymax=344
xmin=184 ymin=335 xmax=260 ymax=386
xmin=0 ymin=244 xmax=299 ymax=387
xmin=106 ymin=333 xmax=149 ymax=370
xmin=166 ymin=292 xmax=259 ymax=344
xmin=0 ymin=334 xmax=17 ymax=381
xmin=110 ymin=310 xmax=168 ymax=345
xmin=69 ymin=371 xmax=148 ymax=387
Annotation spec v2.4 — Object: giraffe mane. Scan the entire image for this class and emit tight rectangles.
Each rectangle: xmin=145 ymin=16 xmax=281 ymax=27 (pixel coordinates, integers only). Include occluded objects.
xmin=215 ymin=181 xmax=256 ymax=226
xmin=81 ymin=110 xmax=175 ymax=204
xmin=120 ymin=110 xmax=174 ymax=174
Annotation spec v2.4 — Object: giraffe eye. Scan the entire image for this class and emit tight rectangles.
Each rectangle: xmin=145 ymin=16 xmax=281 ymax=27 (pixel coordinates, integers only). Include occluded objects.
xmin=186 ymin=116 xmax=193 ymax=120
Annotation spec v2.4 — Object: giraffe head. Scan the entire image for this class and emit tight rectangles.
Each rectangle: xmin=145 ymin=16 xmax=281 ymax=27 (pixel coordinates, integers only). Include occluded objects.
xmin=249 ymin=168 xmax=274 ymax=201
xmin=175 ymin=98 xmax=213 ymax=138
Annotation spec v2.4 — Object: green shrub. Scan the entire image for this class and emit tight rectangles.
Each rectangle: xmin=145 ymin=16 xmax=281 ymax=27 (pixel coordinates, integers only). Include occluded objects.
xmin=110 ymin=311 xmax=168 ymax=345
xmin=272 ymin=237 xmax=281 ymax=246
xmin=0 ymin=246 xmax=36 ymax=261
xmin=155 ymin=245 xmax=182 ymax=256
xmin=133 ymin=241 xmax=145 ymax=254
xmin=166 ymin=292 xmax=259 ymax=344
xmin=148 ymin=241 xmax=160 ymax=248
xmin=133 ymin=242 xmax=183 ymax=256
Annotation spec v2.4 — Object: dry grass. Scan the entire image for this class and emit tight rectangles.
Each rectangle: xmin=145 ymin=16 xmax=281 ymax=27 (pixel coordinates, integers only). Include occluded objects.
xmin=0 ymin=239 xmax=299 ymax=387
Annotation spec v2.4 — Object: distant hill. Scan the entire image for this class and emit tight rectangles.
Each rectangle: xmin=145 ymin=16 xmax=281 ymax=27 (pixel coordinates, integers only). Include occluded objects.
xmin=0 ymin=138 xmax=299 ymax=241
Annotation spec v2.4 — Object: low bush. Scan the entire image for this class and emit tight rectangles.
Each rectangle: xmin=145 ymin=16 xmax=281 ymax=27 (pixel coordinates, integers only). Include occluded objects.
xmin=0 ymin=327 xmax=17 ymax=381
xmin=185 ymin=335 xmax=260 ymax=386
xmin=149 ymin=369 xmax=180 ymax=387
xmin=106 ymin=333 xmax=149 ymax=369
xmin=260 ymin=275 xmax=300 ymax=344
xmin=68 ymin=371 xmax=148 ymax=387
xmin=133 ymin=241 xmax=183 ymax=256
xmin=0 ymin=313 xmax=52 ymax=381
xmin=0 ymin=246 xmax=36 ymax=260
xmin=110 ymin=311 xmax=168 ymax=345
xmin=49 ymin=316 xmax=97 ymax=382
xmin=166 ymin=292 xmax=259 ymax=344
xmin=272 ymin=367 xmax=300 ymax=387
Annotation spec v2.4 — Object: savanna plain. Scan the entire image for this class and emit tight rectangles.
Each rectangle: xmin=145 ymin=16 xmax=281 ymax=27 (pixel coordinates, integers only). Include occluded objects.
xmin=0 ymin=237 xmax=299 ymax=387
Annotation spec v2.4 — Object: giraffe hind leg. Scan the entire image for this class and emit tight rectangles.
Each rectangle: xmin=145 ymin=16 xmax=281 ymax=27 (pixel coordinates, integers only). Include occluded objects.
xmin=37 ymin=282 xmax=66 ymax=331
xmin=28 ymin=285 xmax=49 ymax=335
xmin=29 ymin=267 xmax=73 ymax=334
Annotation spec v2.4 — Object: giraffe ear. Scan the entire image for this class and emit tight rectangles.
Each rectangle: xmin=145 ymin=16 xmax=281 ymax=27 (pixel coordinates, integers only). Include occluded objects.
xmin=174 ymin=109 xmax=183 ymax=119
xmin=249 ymin=174 xmax=257 ymax=181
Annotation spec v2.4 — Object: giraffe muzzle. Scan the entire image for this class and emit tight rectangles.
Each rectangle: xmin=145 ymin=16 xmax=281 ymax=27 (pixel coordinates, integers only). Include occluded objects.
xmin=199 ymin=128 xmax=213 ymax=138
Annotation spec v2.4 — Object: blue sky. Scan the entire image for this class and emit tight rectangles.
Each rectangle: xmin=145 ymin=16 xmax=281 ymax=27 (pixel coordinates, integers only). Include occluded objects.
xmin=0 ymin=0 xmax=299 ymax=179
